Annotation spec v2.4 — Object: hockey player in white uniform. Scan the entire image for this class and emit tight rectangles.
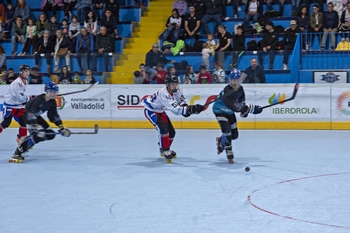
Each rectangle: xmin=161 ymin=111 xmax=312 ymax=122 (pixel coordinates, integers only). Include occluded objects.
xmin=142 ymin=74 xmax=205 ymax=163
xmin=0 ymin=64 xmax=32 ymax=142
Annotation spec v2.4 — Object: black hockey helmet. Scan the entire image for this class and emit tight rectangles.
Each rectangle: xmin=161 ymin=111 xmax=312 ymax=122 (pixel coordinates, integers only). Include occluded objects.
xmin=165 ymin=74 xmax=179 ymax=84
xmin=19 ymin=64 xmax=30 ymax=74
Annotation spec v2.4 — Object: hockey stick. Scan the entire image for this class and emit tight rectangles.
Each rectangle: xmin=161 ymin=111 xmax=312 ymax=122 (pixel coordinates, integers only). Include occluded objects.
xmin=260 ymin=83 xmax=299 ymax=109
xmin=48 ymin=124 xmax=99 ymax=135
xmin=57 ymin=82 xmax=98 ymax=96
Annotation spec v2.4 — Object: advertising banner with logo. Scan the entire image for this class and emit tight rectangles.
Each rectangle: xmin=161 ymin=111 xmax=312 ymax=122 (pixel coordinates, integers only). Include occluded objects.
xmin=331 ymin=85 xmax=350 ymax=121
xmin=313 ymin=71 xmax=348 ymax=83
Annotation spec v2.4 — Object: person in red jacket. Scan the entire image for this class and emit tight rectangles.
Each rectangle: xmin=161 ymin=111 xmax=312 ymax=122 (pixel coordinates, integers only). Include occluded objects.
xmin=197 ymin=65 xmax=212 ymax=84
xmin=152 ymin=62 xmax=167 ymax=84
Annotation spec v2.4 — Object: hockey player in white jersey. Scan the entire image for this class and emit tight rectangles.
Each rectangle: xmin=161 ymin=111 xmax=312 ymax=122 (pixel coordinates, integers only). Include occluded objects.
xmin=0 ymin=64 xmax=32 ymax=142
xmin=142 ymin=74 xmax=204 ymax=163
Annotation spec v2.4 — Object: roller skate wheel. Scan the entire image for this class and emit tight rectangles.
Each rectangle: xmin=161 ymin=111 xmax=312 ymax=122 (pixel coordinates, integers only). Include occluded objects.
xmin=228 ymin=159 xmax=234 ymax=164
xmin=165 ymin=158 xmax=173 ymax=164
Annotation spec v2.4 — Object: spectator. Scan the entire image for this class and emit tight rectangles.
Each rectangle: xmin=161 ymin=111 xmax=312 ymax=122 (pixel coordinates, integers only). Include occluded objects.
xmin=72 ymin=71 xmax=83 ymax=84
xmin=61 ymin=18 xmax=69 ymax=37
xmin=6 ymin=68 xmax=17 ymax=84
xmin=34 ymin=30 xmax=54 ymax=72
xmin=48 ymin=71 xmax=59 ymax=83
xmin=202 ymin=42 xmax=213 ymax=70
xmin=105 ymin=0 xmax=120 ymax=22
xmin=101 ymin=8 xmax=119 ymax=39
xmin=35 ymin=14 xmax=48 ymax=38
xmin=304 ymin=0 xmax=324 ymax=13
xmin=296 ymin=5 xmax=310 ymax=46
xmin=83 ymin=69 xmax=97 ymax=84
xmin=48 ymin=15 xmax=60 ymax=37
xmin=11 ymin=16 xmax=26 ymax=56
xmin=152 ymin=62 xmax=167 ymax=84
xmin=173 ymin=0 xmax=187 ymax=16
xmin=339 ymin=2 xmax=350 ymax=39
xmin=242 ymin=58 xmax=265 ymax=83
xmin=0 ymin=1 xmax=5 ymax=27
xmin=134 ymin=63 xmax=150 ymax=84
xmin=162 ymin=8 xmax=183 ymax=43
xmin=227 ymin=0 xmax=241 ymax=19
xmin=3 ymin=3 xmax=14 ymax=34
xmin=232 ymin=25 xmax=245 ymax=67
xmin=19 ymin=17 xmax=36 ymax=56
xmin=265 ymin=0 xmax=284 ymax=17
xmin=215 ymin=24 xmax=232 ymax=69
xmin=63 ymin=0 xmax=76 ymax=19
xmin=0 ymin=67 xmax=6 ymax=84
xmin=54 ymin=30 xmax=73 ymax=72
xmin=207 ymin=33 xmax=216 ymax=53
xmin=75 ymin=0 xmax=92 ymax=23
xmin=69 ymin=15 xmax=80 ymax=51
xmin=212 ymin=61 xmax=226 ymax=83
xmin=134 ymin=0 xmax=145 ymax=6
xmin=197 ymin=65 xmax=212 ymax=84
xmin=310 ymin=4 xmax=323 ymax=48
xmin=201 ymin=0 xmax=222 ymax=35
xmin=321 ymin=2 xmax=339 ymax=50
xmin=59 ymin=65 xmax=72 ymax=84
xmin=331 ymin=0 xmax=343 ymax=22
xmin=291 ymin=0 xmax=301 ymax=15
xmin=13 ymin=0 xmax=30 ymax=22
xmin=243 ymin=0 xmax=263 ymax=32
xmin=75 ymin=27 xmax=94 ymax=72
xmin=84 ymin=10 xmax=98 ymax=35
xmin=0 ymin=44 xmax=6 ymax=69
xmin=182 ymin=65 xmax=197 ymax=84
xmin=93 ymin=26 xmax=113 ymax=72
xmin=145 ymin=43 xmax=176 ymax=81
xmin=191 ymin=0 xmax=205 ymax=19
xmin=258 ymin=21 xmax=279 ymax=69
xmin=280 ymin=20 xmax=300 ymax=70
xmin=41 ymin=0 xmax=63 ymax=19
xmin=29 ymin=67 xmax=43 ymax=84
xmin=184 ymin=4 xmax=201 ymax=40
xmin=167 ymin=66 xmax=178 ymax=78
xmin=91 ymin=0 xmax=104 ymax=20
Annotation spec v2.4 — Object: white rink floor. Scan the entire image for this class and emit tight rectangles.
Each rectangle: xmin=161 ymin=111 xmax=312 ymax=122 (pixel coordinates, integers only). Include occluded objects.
xmin=1 ymin=128 xmax=350 ymax=233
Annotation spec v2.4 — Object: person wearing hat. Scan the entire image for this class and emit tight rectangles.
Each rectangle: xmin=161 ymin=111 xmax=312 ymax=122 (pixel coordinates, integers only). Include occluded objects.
xmin=258 ymin=21 xmax=279 ymax=70
xmin=279 ymin=20 xmax=301 ymax=70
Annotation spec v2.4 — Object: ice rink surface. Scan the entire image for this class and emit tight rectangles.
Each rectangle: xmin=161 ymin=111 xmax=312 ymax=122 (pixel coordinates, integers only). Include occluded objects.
xmin=1 ymin=128 xmax=350 ymax=233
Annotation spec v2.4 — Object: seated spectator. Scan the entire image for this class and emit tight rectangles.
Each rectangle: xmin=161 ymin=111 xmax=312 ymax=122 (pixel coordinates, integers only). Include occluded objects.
xmin=184 ymin=4 xmax=201 ymax=40
xmin=63 ymin=0 xmax=76 ymax=19
xmin=201 ymin=0 xmax=221 ymax=35
xmin=11 ymin=16 xmax=26 ymax=56
xmin=152 ymin=62 xmax=167 ymax=84
xmin=134 ymin=63 xmax=150 ymax=84
xmin=321 ymin=2 xmax=339 ymax=50
xmin=48 ymin=72 xmax=59 ymax=83
xmin=3 ymin=3 xmax=14 ymax=34
xmin=104 ymin=0 xmax=120 ymax=22
xmin=101 ymin=8 xmax=119 ymax=39
xmin=232 ymin=25 xmax=245 ymax=67
xmin=19 ymin=17 xmax=36 ymax=56
xmin=310 ymin=4 xmax=323 ymax=47
xmin=0 ymin=44 xmax=6 ymax=69
xmin=72 ymin=71 xmax=84 ymax=84
xmin=0 ymin=68 xmax=6 ymax=84
xmin=173 ymin=0 xmax=187 ymax=16
xmin=91 ymin=0 xmax=105 ymax=20
xmin=76 ymin=27 xmax=94 ymax=72
xmin=242 ymin=58 xmax=265 ymax=83
xmin=258 ymin=21 xmax=279 ymax=69
xmin=197 ymin=65 xmax=212 ymax=84
xmin=69 ymin=15 xmax=80 ymax=51
xmin=339 ymin=2 xmax=350 ymax=39
xmin=29 ymin=67 xmax=43 ymax=84
xmin=48 ymin=15 xmax=60 ymax=37
xmin=13 ymin=0 xmax=30 ymax=23
xmin=93 ymin=26 xmax=113 ymax=71
xmin=61 ymin=18 xmax=69 ymax=37
xmin=75 ymin=0 xmax=92 ymax=23
xmin=280 ymin=20 xmax=300 ymax=70
xmin=304 ymin=0 xmax=324 ymax=13
xmin=34 ymin=30 xmax=54 ymax=72
xmin=207 ymin=33 xmax=216 ymax=53
xmin=41 ymin=0 xmax=63 ymax=19
xmin=83 ymin=69 xmax=97 ymax=84
xmin=35 ymin=14 xmax=49 ymax=38
xmin=265 ymin=0 xmax=284 ymax=17
xmin=84 ymin=10 xmax=98 ymax=36
xmin=243 ymin=0 xmax=262 ymax=32
xmin=182 ymin=65 xmax=197 ymax=84
xmin=227 ymin=0 xmax=241 ymax=19
xmin=162 ymin=8 xmax=183 ymax=43
xmin=6 ymin=68 xmax=17 ymax=84
xmin=212 ymin=61 xmax=226 ymax=83
xmin=59 ymin=65 xmax=72 ymax=84
xmin=54 ymin=30 xmax=73 ymax=72
xmin=167 ymin=65 xmax=177 ymax=76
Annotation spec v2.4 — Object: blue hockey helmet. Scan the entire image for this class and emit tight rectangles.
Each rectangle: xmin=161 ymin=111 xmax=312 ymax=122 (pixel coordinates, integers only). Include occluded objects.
xmin=45 ymin=82 xmax=59 ymax=92
xmin=229 ymin=69 xmax=241 ymax=80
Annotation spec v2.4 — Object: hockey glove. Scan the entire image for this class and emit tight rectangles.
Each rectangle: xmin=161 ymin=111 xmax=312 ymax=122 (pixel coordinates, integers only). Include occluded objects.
xmin=188 ymin=104 xmax=205 ymax=115
xmin=59 ymin=125 xmax=71 ymax=137
xmin=240 ymin=104 xmax=263 ymax=118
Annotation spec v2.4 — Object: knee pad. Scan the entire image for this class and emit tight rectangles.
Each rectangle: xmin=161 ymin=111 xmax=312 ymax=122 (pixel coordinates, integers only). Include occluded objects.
xmin=231 ymin=129 xmax=239 ymax=140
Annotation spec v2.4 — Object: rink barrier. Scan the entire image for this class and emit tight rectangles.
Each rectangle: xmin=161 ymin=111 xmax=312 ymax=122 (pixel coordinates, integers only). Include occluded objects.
xmin=2 ymin=84 xmax=350 ymax=130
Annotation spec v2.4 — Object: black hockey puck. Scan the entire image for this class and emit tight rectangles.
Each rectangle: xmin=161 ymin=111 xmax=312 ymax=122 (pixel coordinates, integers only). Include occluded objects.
xmin=245 ymin=167 xmax=250 ymax=172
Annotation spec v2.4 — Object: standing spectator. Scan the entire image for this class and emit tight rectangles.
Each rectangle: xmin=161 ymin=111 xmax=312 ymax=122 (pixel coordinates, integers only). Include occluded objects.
xmin=29 ymin=67 xmax=43 ymax=84
xmin=173 ymin=0 xmax=187 ymax=16
xmin=63 ymin=0 xmax=76 ymax=19
xmin=339 ymin=2 xmax=350 ymax=39
xmin=54 ymin=30 xmax=72 ymax=72
xmin=35 ymin=14 xmax=48 ymax=38
xmin=19 ymin=17 xmax=36 ymax=56
xmin=310 ymin=4 xmax=323 ymax=48
xmin=212 ymin=61 xmax=226 ymax=83
xmin=227 ymin=0 xmax=241 ymax=19
xmin=59 ymin=65 xmax=72 ymax=84
xmin=321 ymin=2 xmax=339 ymax=50
xmin=76 ymin=0 xmax=91 ymax=23
xmin=91 ymin=0 xmax=104 ymax=20
xmin=61 ymin=18 xmax=69 ymax=37
xmin=202 ymin=42 xmax=213 ymax=70
xmin=152 ymin=62 xmax=167 ymax=84
xmin=184 ymin=4 xmax=201 ymax=40
xmin=265 ymin=0 xmax=284 ymax=17
xmin=69 ymin=15 xmax=80 ymax=51
xmin=101 ymin=8 xmax=119 ymax=39
xmin=72 ymin=71 xmax=83 ymax=84
xmin=93 ymin=26 xmax=113 ymax=71
xmin=258 ymin=21 xmax=279 ymax=69
xmin=0 ymin=44 xmax=6 ymax=69
xmin=145 ymin=43 xmax=176 ymax=81
xmin=215 ymin=25 xmax=232 ymax=69
xmin=84 ymin=10 xmax=98 ymax=35
xmin=104 ymin=0 xmax=120 ymax=22
xmin=280 ymin=20 xmax=300 ymax=70
xmin=242 ymin=58 xmax=265 ymax=83
xmin=75 ymin=27 xmax=94 ymax=72
xmin=232 ymin=25 xmax=245 ymax=68
xmin=83 ymin=69 xmax=97 ymax=84
xmin=11 ymin=16 xmax=26 ymax=56
xmin=34 ymin=30 xmax=54 ymax=72
xmin=197 ymin=65 xmax=212 ymax=84
xmin=41 ymin=0 xmax=63 ymax=19
xmin=6 ymin=68 xmax=17 ymax=84
xmin=48 ymin=15 xmax=60 ymax=37
xmin=243 ymin=0 xmax=263 ymax=32
xmin=296 ymin=5 xmax=310 ymax=49
xmin=191 ymin=0 xmax=205 ymax=19
xmin=201 ymin=0 xmax=222 ymax=35
xmin=13 ymin=0 xmax=30 ymax=22
xmin=182 ymin=65 xmax=197 ymax=84
xmin=162 ymin=8 xmax=183 ymax=43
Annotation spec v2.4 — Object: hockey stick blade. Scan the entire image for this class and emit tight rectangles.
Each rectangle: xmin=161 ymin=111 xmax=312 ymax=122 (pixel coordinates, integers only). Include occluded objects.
xmin=57 ymin=82 xmax=98 ymax=96
xmin=50 ymin=124 xmax=99 ymax=135
xmin=261 ymin=83 xmax=299 ymax=109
